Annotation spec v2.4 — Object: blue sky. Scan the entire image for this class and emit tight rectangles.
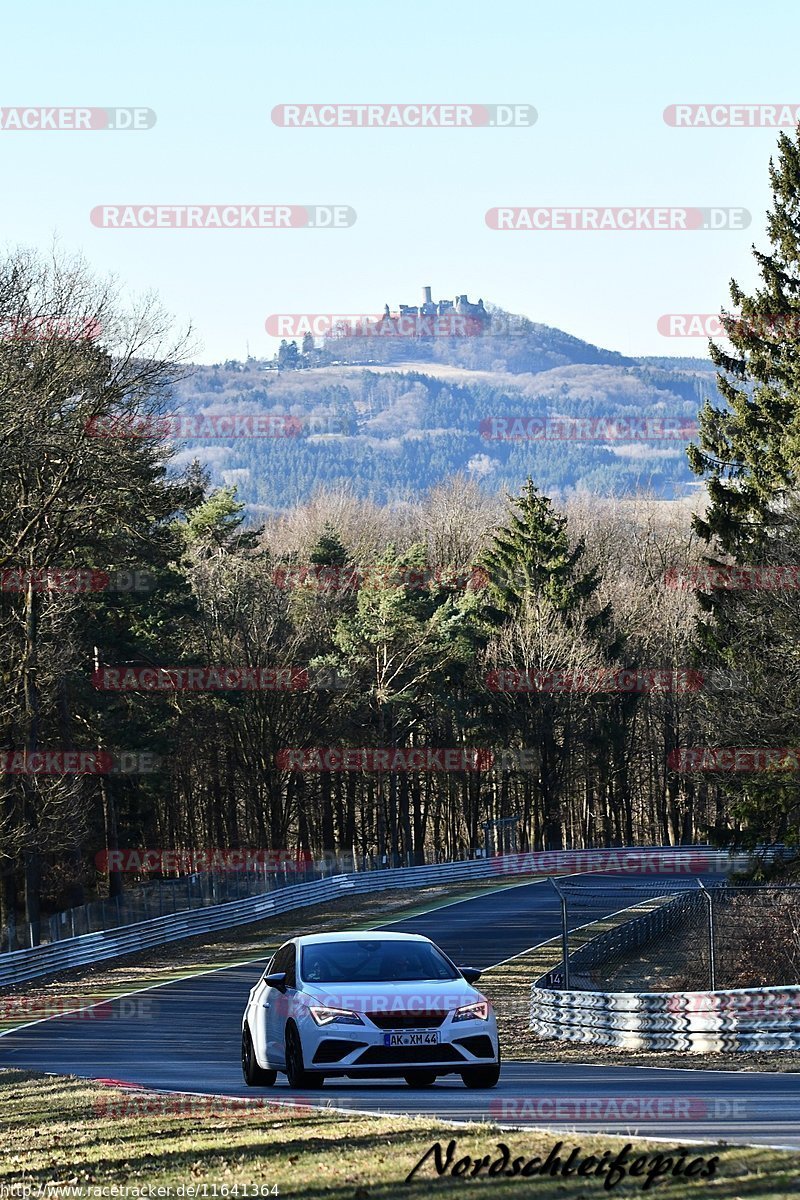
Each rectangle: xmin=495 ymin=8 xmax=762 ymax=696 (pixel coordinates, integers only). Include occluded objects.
xmin=1 ymin=0 xmax=795 ymax=362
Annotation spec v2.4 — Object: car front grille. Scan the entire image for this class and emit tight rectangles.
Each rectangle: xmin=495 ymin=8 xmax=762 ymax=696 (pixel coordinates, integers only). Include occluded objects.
xmin=365 ymin=1011 xmax=446 ymax=1030
xmin=355 ymin=1044 xmax=464 ymax=1065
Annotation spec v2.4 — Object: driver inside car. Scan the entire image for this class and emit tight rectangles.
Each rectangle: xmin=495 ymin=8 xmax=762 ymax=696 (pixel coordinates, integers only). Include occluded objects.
xmin=303 ymin=951 xmax=326 ymax=981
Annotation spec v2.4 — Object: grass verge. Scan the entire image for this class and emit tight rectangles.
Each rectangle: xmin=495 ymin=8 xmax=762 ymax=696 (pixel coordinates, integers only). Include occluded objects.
xmin=1 ymin=1070 xmax=798 ymax=1198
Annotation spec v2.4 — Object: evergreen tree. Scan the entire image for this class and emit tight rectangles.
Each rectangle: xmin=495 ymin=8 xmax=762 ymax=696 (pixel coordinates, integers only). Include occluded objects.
xmin=687 ymin=128 xmax=800 ymax=845
xmin=309 ymin=524 xmax=349 ymax=568
xmin=277 ymin=339 xmax=300 ymax=370
xmin=480 ymin=479 xmax=616 ymax=850
xmin=689 ymin=126 xmax=800 ymax=557
xmin=480 ymin=478 xmax=606 ymax=628
xmin=182 ymin=487 xmax=261 ymax=554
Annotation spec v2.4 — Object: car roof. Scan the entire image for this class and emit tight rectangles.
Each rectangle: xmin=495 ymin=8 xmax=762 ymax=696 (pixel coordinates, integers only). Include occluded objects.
xmin=291 ymin=932 xmax=433 ymax=946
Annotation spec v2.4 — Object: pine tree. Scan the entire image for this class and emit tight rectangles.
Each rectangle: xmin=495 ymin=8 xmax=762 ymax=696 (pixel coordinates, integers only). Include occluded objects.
xmin=479 ymin=480 xmax=616 ymax=850
xmin=689 ymin=126 xmax=800 ymax=558
xmin=277 ymin=339 xmax=300 ymax=370
xmin=687 ymin=128 xmax=800 ymax=847
xmin=182 ymin=486 xmax=260 ymax=553
xmin=309 ymin=525 xmax=349 ymax=567
xmin=480 ymin=478 xmax=605 ymax=626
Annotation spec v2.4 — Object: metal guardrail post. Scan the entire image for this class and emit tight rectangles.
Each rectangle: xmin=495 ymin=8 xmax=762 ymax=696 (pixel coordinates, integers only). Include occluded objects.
xmin=697 ymin=879 xmax=716 ymax=991
xmin=550 ymin=878 xmax=570 ymax=990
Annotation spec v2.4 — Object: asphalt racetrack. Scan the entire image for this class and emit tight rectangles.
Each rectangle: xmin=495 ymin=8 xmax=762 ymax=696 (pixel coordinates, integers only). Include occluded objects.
xmin=2 ymin=873 xmax=799 ymax=1149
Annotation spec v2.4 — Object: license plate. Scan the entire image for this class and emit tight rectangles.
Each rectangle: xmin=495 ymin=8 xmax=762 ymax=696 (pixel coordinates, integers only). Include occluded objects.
xmin=383 ymin=1031 xmax=440 ymax=1047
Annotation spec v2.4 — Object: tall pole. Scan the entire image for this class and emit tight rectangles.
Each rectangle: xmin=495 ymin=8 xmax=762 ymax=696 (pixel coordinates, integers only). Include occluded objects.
xmin=550 ymin=878 xmax=570 ymax=991
xmin=698 ymin=879 xmax=716 ymax=991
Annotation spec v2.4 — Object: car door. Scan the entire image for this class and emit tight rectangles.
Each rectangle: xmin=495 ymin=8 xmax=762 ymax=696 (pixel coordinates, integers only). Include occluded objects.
xmin=265 ymin=942 xmax=297 ymax=1066
xmin=245 ymin=952 xmax=274 ymax=1063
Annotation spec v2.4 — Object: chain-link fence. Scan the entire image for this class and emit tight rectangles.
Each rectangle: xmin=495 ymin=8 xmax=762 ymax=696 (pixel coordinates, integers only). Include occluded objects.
xmin=543 ymin=879 xmax=800 ymax=993
xmin=3 ymin=855 xmax=359 ymax=952
xmin=3 ymin=847 xmax=488 ymax=952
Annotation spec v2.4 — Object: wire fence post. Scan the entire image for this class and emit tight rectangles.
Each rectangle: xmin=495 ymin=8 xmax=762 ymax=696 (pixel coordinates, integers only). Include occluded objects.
xmin=698 ymin=879 xmax=716 ymax=991
xmin=550 ymin=878 xmax=570 ymax=990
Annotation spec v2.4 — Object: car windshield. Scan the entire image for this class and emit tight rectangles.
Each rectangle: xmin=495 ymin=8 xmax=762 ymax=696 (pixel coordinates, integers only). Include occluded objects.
xmin=300 ymin=939 xmax=460 ymax=983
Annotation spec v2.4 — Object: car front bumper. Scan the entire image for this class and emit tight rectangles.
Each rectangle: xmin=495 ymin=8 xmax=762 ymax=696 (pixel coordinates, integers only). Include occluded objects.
xmin=300 ymin=1013 xmax=500 ymax=1076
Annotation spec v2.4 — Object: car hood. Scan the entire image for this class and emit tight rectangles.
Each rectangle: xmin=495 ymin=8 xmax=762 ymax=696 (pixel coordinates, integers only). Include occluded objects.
xmin=297 ymin=978 xmax=484 ymax=1015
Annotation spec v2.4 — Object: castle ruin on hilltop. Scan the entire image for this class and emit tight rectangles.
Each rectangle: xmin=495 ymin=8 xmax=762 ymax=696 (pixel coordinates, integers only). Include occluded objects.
xmin=386 ymin=286 xmax=489 ymax=324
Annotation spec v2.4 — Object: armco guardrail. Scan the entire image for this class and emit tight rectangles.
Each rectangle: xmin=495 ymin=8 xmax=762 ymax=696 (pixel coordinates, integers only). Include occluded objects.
xmin=21 ymin=844 xmax=745 ymax=952
xmin=0 ymin=846 xmax=740 ymax=989
xmin=494 ymin=846 xmax=744 ymax=877
xmin=529 ymin=983 xmax=800 ymax=1052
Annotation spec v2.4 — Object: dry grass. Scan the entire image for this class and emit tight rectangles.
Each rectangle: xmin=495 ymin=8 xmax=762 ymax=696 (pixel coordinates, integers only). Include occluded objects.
xmin=1 ymin=1069 xmax=797 ymax=1198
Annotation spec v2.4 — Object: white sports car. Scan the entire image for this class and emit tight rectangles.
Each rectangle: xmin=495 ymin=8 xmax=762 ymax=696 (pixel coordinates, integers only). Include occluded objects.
xmin=241 ymin=931 xmax=501 ymax=1089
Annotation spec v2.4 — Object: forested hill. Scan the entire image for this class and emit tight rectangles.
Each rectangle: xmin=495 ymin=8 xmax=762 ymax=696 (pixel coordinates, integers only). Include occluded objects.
xmin=168 ymin=312 xmax=720 ymax=512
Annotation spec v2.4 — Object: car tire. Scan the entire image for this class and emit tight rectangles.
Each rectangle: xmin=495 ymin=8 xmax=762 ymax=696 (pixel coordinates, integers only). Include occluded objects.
xmin=284 ymin=1022 xmax=324 ymax=1089
xmin=403 ymin=1070 xmax=437 ymax=1087
xmin=241 ymin=1026 xmax=277 ymax=1087
xmin=460 ymin=1061 xmax=501 ymax=1089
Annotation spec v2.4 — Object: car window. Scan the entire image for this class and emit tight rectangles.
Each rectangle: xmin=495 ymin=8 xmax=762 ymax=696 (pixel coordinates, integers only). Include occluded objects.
xmin=283 ymin=944 xmax=297 ymax=988
xmin=300 ymin=939 xmax=459 ymax=983
xmin=271 ymin=942 xmax=296 ymax=988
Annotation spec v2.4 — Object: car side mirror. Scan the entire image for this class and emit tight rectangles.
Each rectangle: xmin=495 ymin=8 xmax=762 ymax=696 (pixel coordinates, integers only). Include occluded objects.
xmin=262 ymin=971 xmax=288 ymax=992
xmin=459 ymin=966 xmax=481 ymax=984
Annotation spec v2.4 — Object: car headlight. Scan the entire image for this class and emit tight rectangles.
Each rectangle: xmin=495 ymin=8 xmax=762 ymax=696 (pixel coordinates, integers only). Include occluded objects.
xmin=452 ymin=1000 xmax=489 ymax=1022
xmin=309 ymin=1005 xmax=365 ymax=1026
